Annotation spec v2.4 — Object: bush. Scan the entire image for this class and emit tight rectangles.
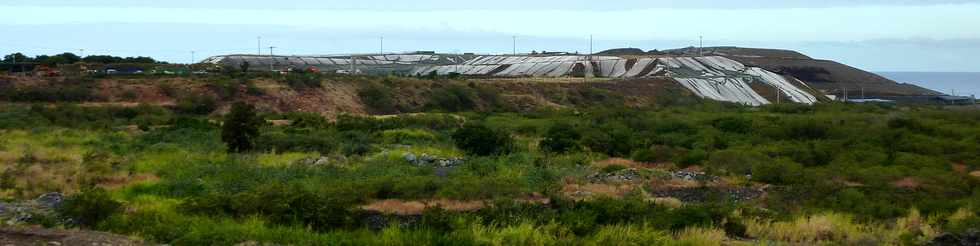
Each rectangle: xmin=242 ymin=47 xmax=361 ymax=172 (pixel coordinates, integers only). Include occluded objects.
xmin=707 ymin=149 xmax=768 ymax=175
xmin=712 ymin=116 xmax=753 ymax=134
xmin=750 ymin=158 xmax=804 ymax=185
xmin=540 ymin=123 xmax=580 ymax=153
xmin=340 ymin=130 xmax=373 ymax=156
xmin=358 ymin=82 xmax=397 ymax=114
xmin=57 ymin=188 xmax=122 ymax=228
xmin=380 ymin=129 xmax=438 ymax=145
xmin=283 ymin=71 xmax=322 ymax=89
xmin=631 ymin=145 xmax=676 ymax=163
xmin=452 ymin=124 xmax=513 ymax=156
xmin=428 ymin=84 xmax=477 ymax=112
xmin=221 ymin=102 xmax=262 ymax=153
xmin=175 ymin=93 xmax=217 ymax=115
xmin=257 ymin=130 xmax=337 ymax=154
xmin=581 ymin=122 xmax=634 ymax=157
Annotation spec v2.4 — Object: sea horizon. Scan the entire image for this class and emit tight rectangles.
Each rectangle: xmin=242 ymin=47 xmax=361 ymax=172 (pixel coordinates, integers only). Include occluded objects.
xmin=876 ymin=71 xmax=980 ymax=97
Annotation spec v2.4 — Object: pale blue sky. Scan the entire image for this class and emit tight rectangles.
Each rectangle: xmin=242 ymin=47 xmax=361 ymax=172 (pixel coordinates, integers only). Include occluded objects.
xmin=2 ymin=0 xmax=979 ymax=71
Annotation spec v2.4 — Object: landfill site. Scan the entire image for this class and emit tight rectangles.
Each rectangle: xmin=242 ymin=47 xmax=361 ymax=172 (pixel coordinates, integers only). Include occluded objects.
xmin=204 ymin=47 xmax=964 ymax=106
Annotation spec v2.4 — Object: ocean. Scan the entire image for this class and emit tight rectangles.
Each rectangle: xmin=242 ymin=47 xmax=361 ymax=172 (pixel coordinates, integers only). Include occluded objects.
xmin=876 ymin=72 xmax=980 ymax=97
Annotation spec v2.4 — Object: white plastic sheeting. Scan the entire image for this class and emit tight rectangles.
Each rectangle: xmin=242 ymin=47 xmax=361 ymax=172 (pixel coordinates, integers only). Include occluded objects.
xmin=745 ymin=67 xmax=818 ymax=104
xmin=207 ymin=53 xmax=821 ymax=106
xmin=663 ymin=56 xmax=819 ymax=105
xmin=675 ymin=77 xmax=771 ymax=106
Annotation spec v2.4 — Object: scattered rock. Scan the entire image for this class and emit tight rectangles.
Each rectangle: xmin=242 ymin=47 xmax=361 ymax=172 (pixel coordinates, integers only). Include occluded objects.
xmin=927 ymin=229 xmax=980 ymax=246
xmin=587 ymin=168 xmax=641 ymax=183
xmin=670 ymin=170 xmax=718 ymax=182
xmin=294 ymin=156 xmax=344 ymax=167
xmin=649 ymin=187 xmax=763 ymax=203
xmin=402 ymin=152 xmax=465 ymax=168
xmin=35 ymin=193 xmax=64 ymax=209
xmin=402 ymin=153 xmax=417 ymax=163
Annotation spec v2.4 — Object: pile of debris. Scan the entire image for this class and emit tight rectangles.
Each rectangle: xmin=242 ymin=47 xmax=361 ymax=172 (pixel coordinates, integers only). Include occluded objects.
xmin=402 ymin=153 xmax=465 ymax=168
xmin=0 ymin=192 xmax=64 ymax=226
xmin=587 ymin=168 xmax=641 ymax=183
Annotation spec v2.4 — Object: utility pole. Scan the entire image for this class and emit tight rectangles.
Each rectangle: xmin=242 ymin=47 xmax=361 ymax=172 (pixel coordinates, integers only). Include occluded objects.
xmin=699 ymin=35 xmax=703 ymax=56
xmin=512 ymin=36 xmax=517 ymax=55
xmin=269 ymin=46 xmax=276 ymax=71
xmin=257 ymin=36 xmax=262 ymax=55
xmin=190 ymin=51 xmax=195 ymax=65
xmin=380 ymin=36 xmax=384 ymax=60
xmin=843 ymin=86 xmax=848 ymax=102
xmin=589 ymin=34 xmax=594 ymax=58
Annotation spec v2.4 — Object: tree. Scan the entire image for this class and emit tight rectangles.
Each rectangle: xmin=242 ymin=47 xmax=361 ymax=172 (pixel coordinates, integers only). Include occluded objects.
xmin=540 ymin=123 xmax=580 ymax=153
xmin=222 ymin=102 xmax=262 ymax=153
xmin=3 ymin=53 xmax=31 ymax=63
xmin=452 ymin=124 xmax=512 ymax=156
xmin=240 ymin=61 xmax=250 ymax=74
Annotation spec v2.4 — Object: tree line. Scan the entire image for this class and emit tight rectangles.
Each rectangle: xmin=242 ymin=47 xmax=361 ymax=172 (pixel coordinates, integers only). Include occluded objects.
xmin=2 ymin=52 xmax=163 ymax=66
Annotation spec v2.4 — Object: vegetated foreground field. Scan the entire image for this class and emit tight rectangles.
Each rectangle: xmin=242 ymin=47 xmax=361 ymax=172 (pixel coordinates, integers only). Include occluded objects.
xmin=1 ymin=82 xmax=979 ymax=244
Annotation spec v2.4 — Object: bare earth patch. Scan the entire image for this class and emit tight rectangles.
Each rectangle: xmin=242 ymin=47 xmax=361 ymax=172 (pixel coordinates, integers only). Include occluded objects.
xmin=0 ymin=226 xmax=144 ymax=246
xmin=562 ymin=183 xmax=638 ymax=200
xmin=970 ymin=171 xmax=980 ymax=178
xmin=360 ymin=199 xmax=485 ymax=215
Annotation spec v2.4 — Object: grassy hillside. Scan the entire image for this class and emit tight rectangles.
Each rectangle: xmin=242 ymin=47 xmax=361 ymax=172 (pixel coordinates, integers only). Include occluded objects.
xmin=0 ymin=73 xmax=978 ymax=245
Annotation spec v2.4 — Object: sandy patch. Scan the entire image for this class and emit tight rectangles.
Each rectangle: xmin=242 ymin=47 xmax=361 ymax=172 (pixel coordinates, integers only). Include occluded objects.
xmin=360 ymin=199 xmax=486 ymax=215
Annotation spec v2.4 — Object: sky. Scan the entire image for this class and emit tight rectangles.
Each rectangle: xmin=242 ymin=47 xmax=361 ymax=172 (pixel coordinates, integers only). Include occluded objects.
xmin=1 ymin=0 xmax=979 ymax=72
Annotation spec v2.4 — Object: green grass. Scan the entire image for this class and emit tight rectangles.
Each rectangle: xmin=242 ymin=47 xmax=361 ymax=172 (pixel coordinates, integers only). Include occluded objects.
xmin=1 ymin=100 xmax=979 ymax=245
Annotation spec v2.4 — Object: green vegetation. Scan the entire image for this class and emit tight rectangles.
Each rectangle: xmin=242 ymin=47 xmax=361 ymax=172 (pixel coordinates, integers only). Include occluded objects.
xmin=221 ymin=102 xmax=262 ymax=153
xmin=0 ymin=83 xmax=978 ymax=245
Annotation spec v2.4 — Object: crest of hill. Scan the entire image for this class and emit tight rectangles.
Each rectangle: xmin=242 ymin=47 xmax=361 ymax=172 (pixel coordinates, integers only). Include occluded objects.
xmin=594 ymin=48 xmax=647 ymax=56
xmin=664 ymin=46 xmax=812 ymax=59
xmin=661 ymin=46 xmax=939 ymax=96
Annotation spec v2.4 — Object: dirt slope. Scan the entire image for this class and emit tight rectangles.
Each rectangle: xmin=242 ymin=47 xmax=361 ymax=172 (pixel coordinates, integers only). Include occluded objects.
xmin=0 ymin=75 xmax=690 ymax=117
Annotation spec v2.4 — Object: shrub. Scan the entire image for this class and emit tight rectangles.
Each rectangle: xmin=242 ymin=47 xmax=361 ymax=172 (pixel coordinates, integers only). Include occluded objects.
xmin=631 ymin=145 xmax=676 ymax=163
xmin=358 ymin=82 xmax=397 ymax=114
xmin=707 ymin=149 xmax=768 ymax=175
xmin=750 ymin=158 xmax=804 ymax=185
xmin=221 ymin=102 xmax=262 ymax=153
xmin=57 ymin=187 xmax=123 ymax=228
xmin=452 ymin=124 xmax=513 ymax=156
xmin=540 ymin=123 xmax=580 ymax=153
xmin=601 ymin=164 xmax=628 ymax=173
xmin=581 ymin=122 xmax=634 ymax=157
xmin=175 ymin=93 xmax=217 ymax=115
xmin=339 ymin=130 xmax=374 ymax=156
xmin=428 ymin=84 xmax=477 ymax=112
xmin=257 ymin=130 xmax=337 ymax=154
xmin=380 ymin=129 xmax=438 ymax=145
xmin=712 ymin=116 xmax=753 ymax=134
xmin=283 ymin=71 xmax=322 ymax=89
